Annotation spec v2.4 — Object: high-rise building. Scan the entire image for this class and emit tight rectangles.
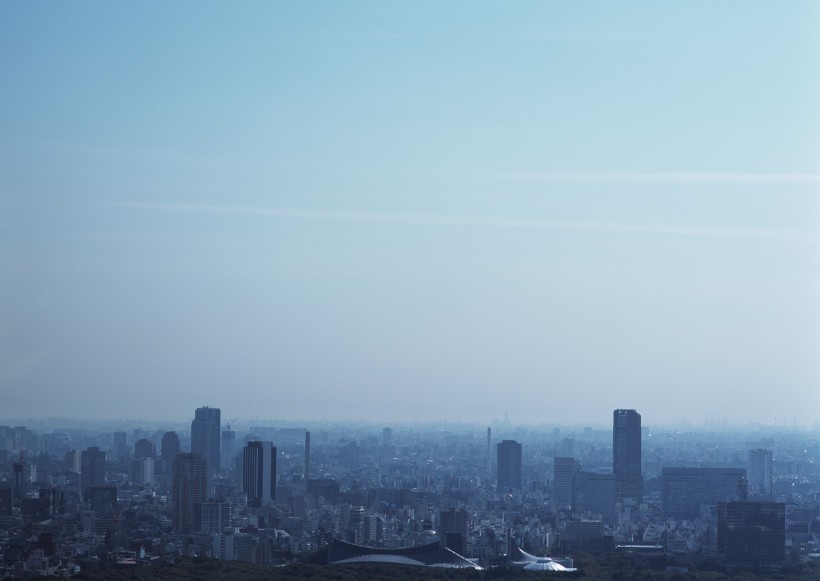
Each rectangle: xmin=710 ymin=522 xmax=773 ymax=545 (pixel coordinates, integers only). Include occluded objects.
xmin=221 ymin=429 xmax=236 ymax=473
xmin=486 ymin=428 xmax=491 ymax=474
xmin=191 ymin=406 xmax=221 ymax=476
xmin=439 ymin=507 xmax=468 ymax=555
xmin=553 ymin=457 xmax=580 ymax=510
xmin=89 ymin=485 xmax=118 ymax=517
xmin=12 ymin=459 xmax=30 ymax=503
xmin=64 ymin=450 xmax=82 ymax=473
xmin=613 ymin=409 xmax=642 ymax=505
xmin=661 ymin=467 xmax=746 ymax=519
xmin=573 ymin=472 xmax=616 ymax=525
xmin=718 ymin=501 xmax=785 ymax=569
xmin=134 ymin=438 xmax=156 ymax=459
xmin=497 ymin=440 xmax=522 ymax=490
xmin=172 ymin=453 xmax=208 ymax=533
xmin=161 ymin=431 xmax=181 ymax=464
xmin=131 ymin=457 xmax=154 ymax=486
xmin=197 ymin=500 xmax=232 ymax=533
xmin=243 ymin=441 xmax=276 ymax=508
xmin=113 ymin=432 xmax=128 ymax=461
xmin=382 ymin=427 xmax=392 ymax=447
xmin=748 ymin=449 xmax=773 ymax=496
xmin=304 ymin=431 xmax=311 ymax=484
xmin=81 ymin=447 xmax=106 ymax=498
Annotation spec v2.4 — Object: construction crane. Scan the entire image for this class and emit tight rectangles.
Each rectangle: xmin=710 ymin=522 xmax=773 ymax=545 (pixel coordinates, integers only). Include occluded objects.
xmin=225 ymin=418 xmax=239 ymax=431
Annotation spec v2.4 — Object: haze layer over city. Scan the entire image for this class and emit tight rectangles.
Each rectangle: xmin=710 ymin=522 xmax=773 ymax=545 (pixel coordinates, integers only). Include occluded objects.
xmin=2 ymin=2 xmax=819 ymax=427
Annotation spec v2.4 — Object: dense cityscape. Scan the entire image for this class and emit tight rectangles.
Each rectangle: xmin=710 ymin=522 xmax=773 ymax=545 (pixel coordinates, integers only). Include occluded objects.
xmin=0 ymin=409 xmax=818 ymax=578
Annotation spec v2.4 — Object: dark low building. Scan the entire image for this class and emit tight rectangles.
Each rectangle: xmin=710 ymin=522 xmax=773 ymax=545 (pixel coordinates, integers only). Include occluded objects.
xmin=718 ymin=501 xmax=785 ymax=570
xmin=662 ymin=467 xmax=745 ymax=519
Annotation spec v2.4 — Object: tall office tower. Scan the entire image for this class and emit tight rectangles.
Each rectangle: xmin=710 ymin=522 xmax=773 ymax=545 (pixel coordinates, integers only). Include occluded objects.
xmin=12 ymin=459 xmax=30 ymax=502
xmin=382 ymin=427 xmax=392 ymax=447
xmin=718 ymin=501 xmax=785 ymax=569
xmin=573 ymin=472 xmax=616 ymax=525
xmin=191 ymin=406 xmax=221 ymax=476
xmin=161 ymin=431 xmax=181 ymax=463
xmin=439 ymin=507 xmax=469 ymax=555
xmin=486 ymin=428 xmax=491 ymax=474
xmin=172 ymin=453 xmax=207 ymax=533
xmin=131 ymin=457 xmax=154 ymax=485
xmin=304 ymin=431 xmax=311 ymax=484
xmin=89 ymin=485 xmax=118 ymax=517
xmin=81 ymin=447 xmax=106 ymax=498
xmin=134 ymin=438 xmax=156 ymax=459
xmin=160 ymin=431 xmax=181 ymax=492
xmin=613 ymin=409 xmax=642 ymax=505
xmin=113 ymin=431 xmax=128 ymax=461
xmin=64 ymin=449 xmax=82 ymax=473
xmin=497 ymin=440 xmax=522 ymax=490
xmin=243 ymin=441 xmax=276 ymax=507
xmin=748 ymin=449 xmax=773 ymax=496
xmin=553 ymin=457 xmax=580 ymax=510
xmin=221 ymin=429 xmax=235 ymax=472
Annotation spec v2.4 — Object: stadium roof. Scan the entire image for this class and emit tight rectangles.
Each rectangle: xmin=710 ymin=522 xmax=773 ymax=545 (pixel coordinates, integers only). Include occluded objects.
xmin=509 ymin=541 xmax=576 ymax=572
xmin=328 ymin=539 xmax=481 ymax=569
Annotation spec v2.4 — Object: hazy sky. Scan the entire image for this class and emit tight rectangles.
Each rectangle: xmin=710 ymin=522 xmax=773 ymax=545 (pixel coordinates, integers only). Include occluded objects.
xmin=2 ymin=2 xmax=819 ymax=426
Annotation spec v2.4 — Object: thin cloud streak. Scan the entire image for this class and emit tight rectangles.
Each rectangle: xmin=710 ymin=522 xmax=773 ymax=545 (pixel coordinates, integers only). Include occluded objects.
xmin=113 ymin=201 xmax=820 ymax=241
xmin=491 ymin=171 xmax=820 ymax=185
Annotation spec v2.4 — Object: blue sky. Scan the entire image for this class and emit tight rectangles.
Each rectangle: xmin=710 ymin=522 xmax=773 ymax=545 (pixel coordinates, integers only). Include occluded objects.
xmin=1 ymin=1 xmax=819 ymax=426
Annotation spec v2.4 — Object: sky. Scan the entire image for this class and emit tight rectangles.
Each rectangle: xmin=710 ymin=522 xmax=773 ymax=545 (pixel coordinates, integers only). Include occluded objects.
xmin=1 ymin=1 xmax=819 ymax=427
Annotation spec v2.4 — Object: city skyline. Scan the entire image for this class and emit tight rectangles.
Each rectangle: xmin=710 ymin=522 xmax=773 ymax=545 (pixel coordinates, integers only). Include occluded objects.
xmin=2 ymin=2 xmax=819 ymax=426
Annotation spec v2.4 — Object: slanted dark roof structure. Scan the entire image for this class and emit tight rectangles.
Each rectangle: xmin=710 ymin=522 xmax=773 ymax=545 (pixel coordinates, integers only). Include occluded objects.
xmin=508 ymin=541 xmax=575 ymax=572
xmin=327 ymin=538 xmax=481 ymax=569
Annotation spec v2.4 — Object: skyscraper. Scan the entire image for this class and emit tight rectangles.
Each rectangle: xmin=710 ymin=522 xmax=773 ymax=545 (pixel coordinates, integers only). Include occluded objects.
xmin=553 ymin=457 xmax=580 ymax=510
xmin=243 ymin=441 xmax=276 ymax=508
xmin=161 ymin=431 xmax=181 ymax=464
xmin=748 ymin=449 xmax=773 ymax=496
xmin=134 ymin=438 xmax=156 ymax=459
xmin=304 ymin=431 xmax=311 ymax=484
xmin=81 ymin=446 xmax=106 ymax=499
xmin=497 ymin=439 xmax=522 ymax=490
xmin=113 ymin=432 xmax=128 ymax=461
xmin=439 ymin=507 xmax=469 ymax=555
xmin=160 ymin=431 xmax=182 ymax=492
xmin=191 ymin=406 xmax=221 ymax=476
xmin=172 ymin=453 xmax=207 ymax=533
xmin=573 ymin=471 xmax=616 ymax=525
xmin=221 ymin=429 xmax=235 ymax=473
xmin=12 ymin=459 xmax=29 ymax=503
xmin=613 ymin=409 xmax=642 ymax=505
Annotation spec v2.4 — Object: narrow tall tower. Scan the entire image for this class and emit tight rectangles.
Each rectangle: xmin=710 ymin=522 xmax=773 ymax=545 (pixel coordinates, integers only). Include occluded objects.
xmin=613 ymin=409 xmax=642 ymax=505
xmin=304 ymin=431 xmax=311 ymax=485
xmin=486 ymin=427 xmax=491 ymax=474
xmin=172 ymin=453 xmax=207 ymax=533
xmin=497 ymin=440 xmax=522 ymax=490
xmin=191 ymin=406 xmax=221 ymax=477
xmin=748 ymin=449 xmax=773 ymax=496
xmin=243 ymin=441 xmax=277 ymax=507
